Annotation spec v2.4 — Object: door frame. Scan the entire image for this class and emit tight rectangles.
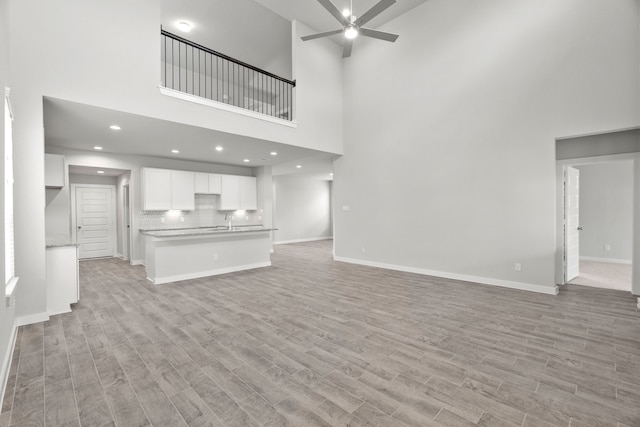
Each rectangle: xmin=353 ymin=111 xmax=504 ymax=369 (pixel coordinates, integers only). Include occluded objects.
xmin=70 ymin=183 xmax=117 ymax=257
xmin=123 ymin=184 xmax=132 ymax=262
xmin=555 ymin=153 xmax=639 ymax=292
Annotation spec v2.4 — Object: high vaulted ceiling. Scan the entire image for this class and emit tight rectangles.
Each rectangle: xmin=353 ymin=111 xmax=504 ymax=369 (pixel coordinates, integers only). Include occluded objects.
xmin=46 ymin=1 xmax=428 ymax=179
xmin=255 ymin=0 xmax=429 ymax=33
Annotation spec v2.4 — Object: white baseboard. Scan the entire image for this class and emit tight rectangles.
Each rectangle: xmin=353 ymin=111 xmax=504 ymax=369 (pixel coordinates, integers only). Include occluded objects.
xmin=579 ymin=256 xmax=632 ymax=265
xmin=148 ymin=262 xmax=272 ymax=285
xmin=274 ymin=237 xmax=332 ymax=245
xmin=130 ymin=259 xmax=144 ymax=266
xmin=16 ymin=312 xmax=50 ymax=327
xmin=333 ymin=256 xmax=558 ymax=295
xmin=0 ymin=320 xmax=18 ymax=413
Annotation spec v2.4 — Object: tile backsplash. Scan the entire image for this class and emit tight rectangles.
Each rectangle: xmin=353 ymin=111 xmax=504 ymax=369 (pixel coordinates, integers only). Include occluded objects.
xmin=138 ymin=194 xmax=262 ymax=230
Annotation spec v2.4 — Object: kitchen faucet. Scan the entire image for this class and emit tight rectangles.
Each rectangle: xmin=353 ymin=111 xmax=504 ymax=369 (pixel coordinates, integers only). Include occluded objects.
xmin=224 ymin=212 xmax=233 ymax=230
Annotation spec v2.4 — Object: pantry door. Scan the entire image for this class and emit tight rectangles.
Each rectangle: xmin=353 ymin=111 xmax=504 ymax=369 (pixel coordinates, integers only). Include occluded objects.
xmin=73 ymin=185 xmax=116 ymax=259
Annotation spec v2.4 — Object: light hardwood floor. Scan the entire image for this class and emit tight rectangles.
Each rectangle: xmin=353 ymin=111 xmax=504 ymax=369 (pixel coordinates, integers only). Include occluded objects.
xmin=2 ymin=240 xmax=639 ymax=426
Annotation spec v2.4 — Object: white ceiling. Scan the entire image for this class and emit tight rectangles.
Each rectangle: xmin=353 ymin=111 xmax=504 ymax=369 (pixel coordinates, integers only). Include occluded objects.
xmin=46 ymin=1 xmax=429 ymax=180
xmin=43 ymin=97 xmax=336 ymax=179
xmin=254 ymin=0 xmax=429 ymax=34
xmin=162 ymin=0 xmax=293 ymax=79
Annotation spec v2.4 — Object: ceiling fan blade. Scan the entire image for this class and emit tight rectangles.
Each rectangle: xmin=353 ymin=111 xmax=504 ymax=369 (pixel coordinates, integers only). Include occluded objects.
xmin=359 ymin=27 xmax=399 ymax=42
xmin=354 ymin=0 xmax=396 ymax=27
xmin=317 ymin=0 xmax=351 ymax=26
xmin=342 ymin=39 xmax=353 ymax=58
xmin=301 ymin=28 xmax=344 ymax=41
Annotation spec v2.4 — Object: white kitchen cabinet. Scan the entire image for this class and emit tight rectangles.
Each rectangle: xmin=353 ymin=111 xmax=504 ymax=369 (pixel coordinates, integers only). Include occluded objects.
xmin=195 ymin=173 xmax=222 ymax=194
xmin=220 ymin=175 xmax=241 ymax=210
xmin=220 ymin=175 xmax=257 ymax=211
xmin=142 ymin=168 xmax=171 ymax=210
xmin=46 ymin=245 xmax=79 ymax=316
xmin=170 ymin=170 xmax=195 ymax=210
xmin=194 ymin=172 xmax=209 ymax=193
xmin=45 ymin=153 xmax=65 ymax=188
xmin=208 ymin=174 xmax=222 ymax=194
xmin=142 ymin=168 xmax=195 ymax=210
xmin=239 ymin=176 xmax=257 ymax=210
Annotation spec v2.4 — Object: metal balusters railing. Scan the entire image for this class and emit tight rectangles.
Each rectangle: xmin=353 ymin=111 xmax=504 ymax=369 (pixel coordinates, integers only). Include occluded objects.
xmin=161 ymin=29 xmax=295 ymax=121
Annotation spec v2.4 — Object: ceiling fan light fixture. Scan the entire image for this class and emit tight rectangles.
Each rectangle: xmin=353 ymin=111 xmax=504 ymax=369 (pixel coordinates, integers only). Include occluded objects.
xmin=345 ymin=26 xmax=358 ymax=39
xmin=342 ymin=8 xmax=350 ymax=17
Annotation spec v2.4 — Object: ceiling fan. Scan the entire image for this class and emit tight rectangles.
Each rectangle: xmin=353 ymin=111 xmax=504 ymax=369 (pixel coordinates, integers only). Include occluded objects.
xmin=301 ymin=0 xmax=399 ymax=58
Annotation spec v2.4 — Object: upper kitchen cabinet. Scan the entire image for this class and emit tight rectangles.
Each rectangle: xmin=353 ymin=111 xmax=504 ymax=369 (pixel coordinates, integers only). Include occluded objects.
xmin=170 ymin=170 xmax=196 ymax=210
xmin=142 ymin=168 xmax=195 ymax=211
xmin=45 ymin=153 xmax=65 ymax=188
xmin=220 ymin=175 xmax=257 ymax=211
xmin=239 ymin=176 xmax=257 ymax=211
xmin=194 ymin=173 xmax=222 ymax=194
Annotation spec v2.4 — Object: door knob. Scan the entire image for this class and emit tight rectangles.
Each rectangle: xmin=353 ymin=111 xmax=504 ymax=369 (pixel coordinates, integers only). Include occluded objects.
xmin=577 ymin=226 xmax=583 ymax=231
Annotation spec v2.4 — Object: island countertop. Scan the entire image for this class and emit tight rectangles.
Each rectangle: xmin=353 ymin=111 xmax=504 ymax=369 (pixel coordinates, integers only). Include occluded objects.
xmin=141 ymin=225 xmax=275 ymax=284
xmin=139 ymin=226 xmax=275 ymax=238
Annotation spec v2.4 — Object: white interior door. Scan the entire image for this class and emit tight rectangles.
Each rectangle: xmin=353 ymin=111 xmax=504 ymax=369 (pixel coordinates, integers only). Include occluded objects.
xmin=565 ymin=166 xmax=580 ymax=282
xmin=75 ymin=186 xmax=116 ymax=259
xmin=123 ymin=184 xmax=131 ymax=261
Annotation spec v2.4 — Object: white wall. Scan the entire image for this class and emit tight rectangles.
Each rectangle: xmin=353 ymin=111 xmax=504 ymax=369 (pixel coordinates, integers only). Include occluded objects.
xmin=274 ymin=175 xmax=332 ymax=244
xmin=576 ymin=162 xmax=633 ymax=263
xmin=8 ymin=0 xmax=343 ymax=321
xmin=335 ymin=0 xmax=639 ymax=294
xmin=0 ymin=0 xmax=18 ymax=410
xmin=634 ymin=158 xmax=640 ymax=299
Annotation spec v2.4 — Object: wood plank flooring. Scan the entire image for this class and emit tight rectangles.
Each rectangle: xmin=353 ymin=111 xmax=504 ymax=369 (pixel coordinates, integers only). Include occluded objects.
xmin=2 ymin=240 xmax=639 ymax=426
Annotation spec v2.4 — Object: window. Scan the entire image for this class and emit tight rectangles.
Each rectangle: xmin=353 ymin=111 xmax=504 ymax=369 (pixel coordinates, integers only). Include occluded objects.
xmin=4 ymin=87 xmax=16 ymax=299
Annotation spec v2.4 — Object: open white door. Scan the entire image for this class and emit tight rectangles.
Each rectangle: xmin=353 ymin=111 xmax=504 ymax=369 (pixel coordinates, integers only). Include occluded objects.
xmin=565 ymin=166 xmax=580 ymax=282
xmin=74 ymin=185 xmax=116 ymax=259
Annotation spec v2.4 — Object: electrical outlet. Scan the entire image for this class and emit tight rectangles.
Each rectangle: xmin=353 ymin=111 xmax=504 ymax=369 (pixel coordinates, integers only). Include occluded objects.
xmin=361 ymin=246 xmax=366 ymax=253
xmin=342 ymin=205 xmax=350 ymax=211
xmin=180 ymin=217 xmax=184 ymax=222
xmin=604 ymin=244 xmax=611 ymax=252
xmin=515 ymin=263 xmax=522 ymax=272
xmin=213 ymin=253 xmax=218 ymax=261
xmin=160 ymin=217 xmax=165 ymax=223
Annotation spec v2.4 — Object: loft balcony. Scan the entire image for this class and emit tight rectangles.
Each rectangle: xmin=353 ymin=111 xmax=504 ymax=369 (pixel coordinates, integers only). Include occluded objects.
xmin=160 ymin=29 xmax=296 ymax=122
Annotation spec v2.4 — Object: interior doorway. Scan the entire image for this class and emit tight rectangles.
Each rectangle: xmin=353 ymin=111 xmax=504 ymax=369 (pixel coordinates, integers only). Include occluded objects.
xmin=71 ymin=184 xmax=117 ymax=259
xmin=123 ymin=184 xmax=131 ymax=261
xmin=559 ymin=158 xmax=634 ymax=292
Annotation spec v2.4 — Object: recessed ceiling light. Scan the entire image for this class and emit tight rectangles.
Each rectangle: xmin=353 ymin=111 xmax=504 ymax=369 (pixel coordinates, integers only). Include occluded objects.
xmin=94 ymin=146 xmax=103 ymax=150
xmin=171 ymin=149 xmax=180 ymax=154
xmin=215 ymin=146 xmax=223 ymax=152
xmin=97 ymin=170 xmax=105 ymax=174
xmin=330 ymin=173 xmax=334 ymax=176
xmin=270 ymin=152 xmax=277 ymax=156
xmin=296 ymin=165 xmax=302 ymax=168
xmin=243 ymin=159 xmax=250 ymax=163
xmin=177 ymin=21 xmax=192 ymax=32
xmin=109 ymin=125 xmax=121 ymax=130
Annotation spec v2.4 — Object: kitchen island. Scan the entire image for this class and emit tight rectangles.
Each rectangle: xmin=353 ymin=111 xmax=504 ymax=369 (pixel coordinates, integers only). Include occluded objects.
xmin=140 ymin=226 xmax=275 ymax=284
